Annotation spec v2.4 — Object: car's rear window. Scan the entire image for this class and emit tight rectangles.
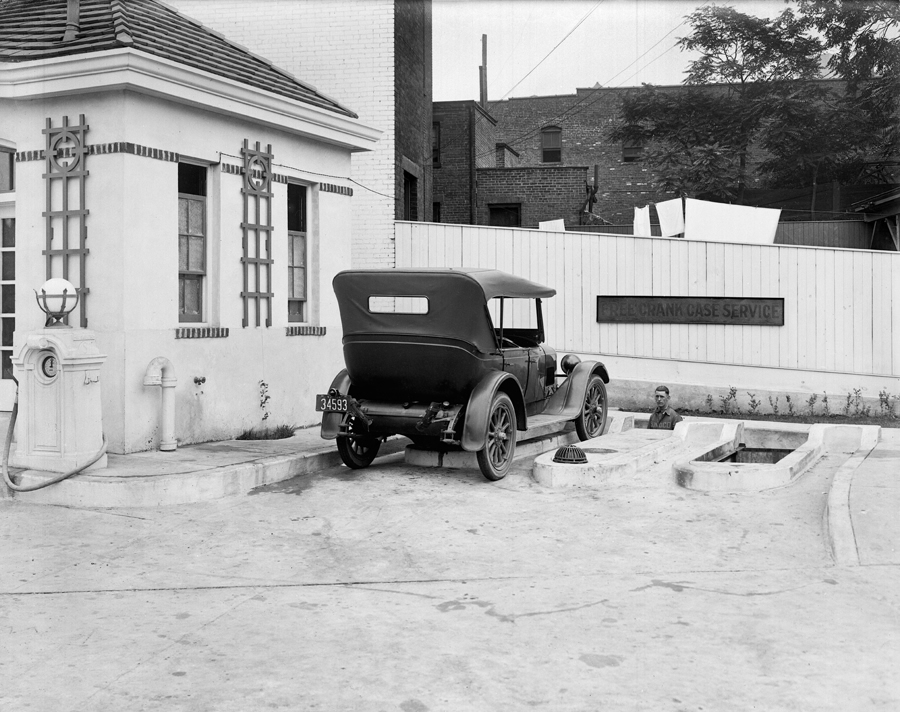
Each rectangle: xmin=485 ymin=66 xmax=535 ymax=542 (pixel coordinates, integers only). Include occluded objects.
xmin=368 ymin=296 xmax=429 ymax=315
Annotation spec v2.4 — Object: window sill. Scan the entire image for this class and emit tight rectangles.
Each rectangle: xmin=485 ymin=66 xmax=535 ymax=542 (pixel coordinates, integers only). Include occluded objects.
xmin=286 ymin=326 xmax=326 ymax=336
xmin=175 ymin=327 xmax=229 ymax=339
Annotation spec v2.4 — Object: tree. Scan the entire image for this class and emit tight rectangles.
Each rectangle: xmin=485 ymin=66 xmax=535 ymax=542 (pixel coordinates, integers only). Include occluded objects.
xmin=611 ymin=6 xmax=822 ymax=201
xmin=797 ymin=0 xmax=900 ymax=166
xmin=611 ymin=3 xmax=900 ymax=201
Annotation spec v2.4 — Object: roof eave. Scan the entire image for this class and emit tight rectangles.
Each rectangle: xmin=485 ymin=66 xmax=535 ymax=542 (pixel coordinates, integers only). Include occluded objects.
xmin=0 ymin=48 xmax=382 ymax=152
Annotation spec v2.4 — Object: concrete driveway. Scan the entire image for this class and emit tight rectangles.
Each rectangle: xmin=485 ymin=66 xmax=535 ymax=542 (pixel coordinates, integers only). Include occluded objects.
xmin=2 ymin=449 xmax=898 ymax=711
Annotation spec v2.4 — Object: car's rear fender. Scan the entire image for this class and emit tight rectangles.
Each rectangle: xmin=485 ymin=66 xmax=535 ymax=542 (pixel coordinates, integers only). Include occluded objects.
xmin=543 ymin=360 xmax=609 ymax=419
xmin=320 ymin=369 xmax=351 ymax=440
xmin=461 ymin=371 xmax=526 ymax=452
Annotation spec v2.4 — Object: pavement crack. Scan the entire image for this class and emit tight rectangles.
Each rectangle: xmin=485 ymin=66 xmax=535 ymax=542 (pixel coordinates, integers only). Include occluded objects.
xmin=631 ymin=578 xmax=816 ymax=597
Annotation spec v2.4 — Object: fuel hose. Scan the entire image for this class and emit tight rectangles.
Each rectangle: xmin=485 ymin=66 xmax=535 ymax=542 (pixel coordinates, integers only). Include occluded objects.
xmin=2 ymin=382 xmax=108 ymax=493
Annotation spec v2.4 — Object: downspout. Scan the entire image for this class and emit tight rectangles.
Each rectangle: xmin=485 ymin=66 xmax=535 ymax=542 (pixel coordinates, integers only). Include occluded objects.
xmin=143 ymin=357 xmax=177 ymax=451
xmin=469 ymin=105 xmax=476 ymax=224
xmin=62 ymin=0 xmax=81 ymax=42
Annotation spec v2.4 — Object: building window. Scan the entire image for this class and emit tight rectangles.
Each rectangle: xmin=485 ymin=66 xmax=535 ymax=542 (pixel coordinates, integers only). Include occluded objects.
xmin=178 ymin=163 xmax=206 ymax=323
xmin=403 ymin=171 xmax=418 ymax=220
xmin=541 ymin=126 xmax=561 ymax=163
xmin=432 ymin=122 xmax=441 ymax=168
xmin=287 ymin=183 xmax=307 ymax=323
xmin=622 ymin=140 xmax=644 ymax=162
xmin=488 ymin=203 xmax=521 ymax=227
xmin=432 ymin=202 xmax=442 ymax=223
xmin=0 ymin=149 xmax=13 ymax=192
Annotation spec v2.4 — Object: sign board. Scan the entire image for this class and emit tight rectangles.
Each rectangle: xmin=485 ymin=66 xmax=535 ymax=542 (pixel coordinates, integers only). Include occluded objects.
xmin=596 ymin=296 xmax=784 ymax=326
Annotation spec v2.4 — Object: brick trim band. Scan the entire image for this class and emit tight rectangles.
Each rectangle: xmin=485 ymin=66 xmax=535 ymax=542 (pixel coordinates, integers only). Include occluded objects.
xmin=286 ymin=325 xmax=327 ymax=336
xmin=19 ymin=142 xmax=179 ymax=163
xmin=175 ymin=327 xmax=230 ymax=339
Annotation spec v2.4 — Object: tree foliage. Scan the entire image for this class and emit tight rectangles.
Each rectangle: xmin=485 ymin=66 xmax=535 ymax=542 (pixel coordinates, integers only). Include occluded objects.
xmin=610 ymin=2 xmax=900 ymax=199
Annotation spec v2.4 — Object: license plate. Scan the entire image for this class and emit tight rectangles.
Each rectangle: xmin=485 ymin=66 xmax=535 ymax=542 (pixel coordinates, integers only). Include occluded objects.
xmin=316 ymin=394 xmax=349 ymax=413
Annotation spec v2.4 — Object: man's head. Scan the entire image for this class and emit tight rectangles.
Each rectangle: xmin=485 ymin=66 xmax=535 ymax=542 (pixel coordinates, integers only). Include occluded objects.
xmin=654 ymin=385 xmax=670 ymax=411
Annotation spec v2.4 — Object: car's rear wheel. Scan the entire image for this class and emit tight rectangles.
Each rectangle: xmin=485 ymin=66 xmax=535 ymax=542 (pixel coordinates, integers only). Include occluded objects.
xmin=477 ymin=392 xmax=516 ymax=481
xmin=575 ymin=374 xmax=608 ymax=440
xmin=337 ymin=417 xmax=381 ymax=469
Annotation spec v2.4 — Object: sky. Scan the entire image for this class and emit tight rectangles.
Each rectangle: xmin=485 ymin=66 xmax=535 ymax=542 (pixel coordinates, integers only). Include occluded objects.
xmin=433 ymin=0 xmax=793 ymax=101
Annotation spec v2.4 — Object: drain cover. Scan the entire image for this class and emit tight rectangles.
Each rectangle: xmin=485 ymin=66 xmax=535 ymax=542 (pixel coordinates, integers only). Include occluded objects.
xmin=553 ymin=444 xmax=588 ymax=464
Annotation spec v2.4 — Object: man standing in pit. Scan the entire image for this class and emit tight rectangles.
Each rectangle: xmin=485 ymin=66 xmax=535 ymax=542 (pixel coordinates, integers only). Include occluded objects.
xmin=648 ymin=385 xmax=683 ymax=430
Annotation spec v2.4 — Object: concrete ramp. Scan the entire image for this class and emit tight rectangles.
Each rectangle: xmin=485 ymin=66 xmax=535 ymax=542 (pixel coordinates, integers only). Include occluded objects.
xmin=532 ymin=416 xmax=740 ymax=488
xmin=674 ymin=423 xmax=881 ymax=492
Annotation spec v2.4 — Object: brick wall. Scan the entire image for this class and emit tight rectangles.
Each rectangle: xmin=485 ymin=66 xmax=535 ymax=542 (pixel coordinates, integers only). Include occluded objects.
xmin=432 ymin=101 xmax=496 ymax=224
xmin=395 ymin=0 xmax=433 ymax=224
xmin=476 ymin=166 xmax=588 ymax=228
xmin=487 ymin=85 xmax=779 ymax=224
xmin=168 ymin=0 xmax=431 ymax=269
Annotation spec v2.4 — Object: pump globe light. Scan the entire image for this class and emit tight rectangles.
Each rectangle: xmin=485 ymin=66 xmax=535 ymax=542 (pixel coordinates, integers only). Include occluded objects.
xmin=35 ymin=278 xmax=79 ymax=327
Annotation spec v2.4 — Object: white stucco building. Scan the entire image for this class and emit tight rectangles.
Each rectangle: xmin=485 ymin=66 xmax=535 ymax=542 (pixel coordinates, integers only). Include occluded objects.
xmin=0 ymin=0 xmax=380 ymax=452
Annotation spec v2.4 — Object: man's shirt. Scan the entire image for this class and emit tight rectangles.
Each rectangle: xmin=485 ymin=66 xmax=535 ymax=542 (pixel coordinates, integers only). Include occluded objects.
xmin=648 ymin=407 xmax=683 ymax=430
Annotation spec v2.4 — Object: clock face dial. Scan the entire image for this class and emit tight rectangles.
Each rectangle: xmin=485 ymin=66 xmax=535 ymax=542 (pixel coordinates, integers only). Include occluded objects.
xmin=41 ymin=355 xmax=58 ymax=379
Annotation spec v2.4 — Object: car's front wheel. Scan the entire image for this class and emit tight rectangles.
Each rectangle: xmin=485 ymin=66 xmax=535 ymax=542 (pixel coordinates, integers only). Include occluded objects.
xmin=476 ymin=392 xmax=517 ymax=481
xmin=337 ymin=431 xmax=381 ymax=469
xmin=575 ymin=374 xmax=608 ymax=440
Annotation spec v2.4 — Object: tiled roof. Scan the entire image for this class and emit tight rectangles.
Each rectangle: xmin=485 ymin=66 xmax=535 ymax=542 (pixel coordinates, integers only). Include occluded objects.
xmin=0 ymin=0 xmax=357 ymax=118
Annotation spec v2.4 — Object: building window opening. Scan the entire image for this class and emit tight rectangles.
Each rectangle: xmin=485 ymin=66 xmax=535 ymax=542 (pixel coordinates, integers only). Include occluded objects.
xmin=287 ymin=183 xmax=307 ymax=323
xmin=178 ymin=163 xmax=207 ymax=323
xmin=432 ymin=202 xmax=441 ymax=223
xmin=622 ymin=140 xmax=644 ymax=163
xmin=541 ymin=127 xmax=561 ymax=163
xmin=432 ymin=122 xmax=441 ymax=168
xmin=488 ymin=203 xmax=521 ymax=227
xmin=0 ymin=149 xmax=13 ymax=192
xmin=403 ymin=171 xmax=418 ymax=220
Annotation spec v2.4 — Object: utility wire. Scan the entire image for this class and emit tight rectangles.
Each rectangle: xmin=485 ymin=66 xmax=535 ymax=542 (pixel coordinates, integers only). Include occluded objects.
xmin=495 ymin=0 xmax=606 ymax=102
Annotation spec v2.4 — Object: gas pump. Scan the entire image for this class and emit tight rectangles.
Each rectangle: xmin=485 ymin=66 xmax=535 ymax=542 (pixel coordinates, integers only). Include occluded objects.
xmin=7 ymin=278 xmax=107 ymax=476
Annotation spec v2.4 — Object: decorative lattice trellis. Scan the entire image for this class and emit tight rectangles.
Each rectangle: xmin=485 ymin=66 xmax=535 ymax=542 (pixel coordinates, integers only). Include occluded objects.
xmin=43 ymin=115 xmax=90 ymax=327
xmin=240 ymin=139 xmax=274 ymax=328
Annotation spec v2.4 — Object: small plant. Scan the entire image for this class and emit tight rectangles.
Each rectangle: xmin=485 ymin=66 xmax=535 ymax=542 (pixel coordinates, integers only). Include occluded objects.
xmin=843 ymin=391 xmax=853 ymax=416
xmin=768 ymin=395 xmax=780 ymax=415
xmin=747 ymin=392 xmax=761 ymax=415
xmin=785 ymin=394 xmax=795 ymax=417
xmin=719 ymin=386 xmax=740 ymax=415
xmin=258 ymin=380 xmax=271 ymax=422
xmin=822 ymin=392 xmax=830 ymax=417
xmin=878 ymin=389 xmax=893 ymax=417
xmin=236 ymin=424 xmax=297 ymax=441
xmin=805 ymin=393 xmax=818 ymax=416
xmin=705 ymin=394 xmax=714 ymax=413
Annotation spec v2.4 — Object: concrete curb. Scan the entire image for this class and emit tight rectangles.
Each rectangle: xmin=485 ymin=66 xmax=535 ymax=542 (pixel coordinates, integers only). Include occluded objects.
xmin=824 ymin=427 xmax=881 ymax=566
xmin=8 ymin=438 xmax=407 ymax=508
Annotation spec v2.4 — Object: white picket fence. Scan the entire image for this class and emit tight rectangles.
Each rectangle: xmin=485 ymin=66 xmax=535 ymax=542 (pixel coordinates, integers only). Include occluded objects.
xmin=395 ymin=221 xmax=900 ymax=379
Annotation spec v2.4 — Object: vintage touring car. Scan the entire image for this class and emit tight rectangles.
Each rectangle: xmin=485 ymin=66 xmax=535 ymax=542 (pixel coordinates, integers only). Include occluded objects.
xmin=318 ymin=268 xmax=610 ymax=480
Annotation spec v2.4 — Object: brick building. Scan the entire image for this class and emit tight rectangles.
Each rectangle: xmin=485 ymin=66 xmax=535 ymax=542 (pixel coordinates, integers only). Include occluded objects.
xmin=169 ymin=0 xmax=433 ymax=268
xmin=433 ymin=99 xmax=590 ymax=228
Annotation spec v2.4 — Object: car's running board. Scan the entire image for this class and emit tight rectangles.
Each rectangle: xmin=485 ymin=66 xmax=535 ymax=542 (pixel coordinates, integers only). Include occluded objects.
xmin=520 ymin=413 xmax=574 ymax=442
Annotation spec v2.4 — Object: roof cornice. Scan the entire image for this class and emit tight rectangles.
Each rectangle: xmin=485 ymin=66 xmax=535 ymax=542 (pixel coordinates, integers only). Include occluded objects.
xmin=0 ymin=48 xmax=381 ymax=152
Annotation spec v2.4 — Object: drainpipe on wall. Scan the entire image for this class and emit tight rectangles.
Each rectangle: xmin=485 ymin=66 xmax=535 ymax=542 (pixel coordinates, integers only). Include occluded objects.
xmin=143 ymin=357 xmax=177 ymax=451
xmin=62 ymin=0 xmax=81 ymax=42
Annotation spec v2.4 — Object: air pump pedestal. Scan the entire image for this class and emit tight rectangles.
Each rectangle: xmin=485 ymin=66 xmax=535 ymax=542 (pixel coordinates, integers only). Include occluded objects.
xmin=11 ymin=329 xmax=107 ymax=473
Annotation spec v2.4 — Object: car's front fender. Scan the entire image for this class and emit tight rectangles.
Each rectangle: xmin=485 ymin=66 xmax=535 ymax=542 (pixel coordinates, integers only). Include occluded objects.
xmin=320 ymin=369 xmax=351 ymax=440
xmin=543 ymin=360 xmax=609 ymax=419
xmin=461 ymin=371 xmax=525 ymax=452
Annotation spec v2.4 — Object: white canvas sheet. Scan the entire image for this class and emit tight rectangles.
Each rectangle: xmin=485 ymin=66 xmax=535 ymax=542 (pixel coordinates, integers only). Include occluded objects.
xmin=633 ymin=205 xmax=652 ymax=237
xmin=655 ymin=198 xmax=684 ymax=236
xmin=538 ymin=219 xmax=566 ymax=231
xmin=684 ymin=198 xmax=781 ymax=244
